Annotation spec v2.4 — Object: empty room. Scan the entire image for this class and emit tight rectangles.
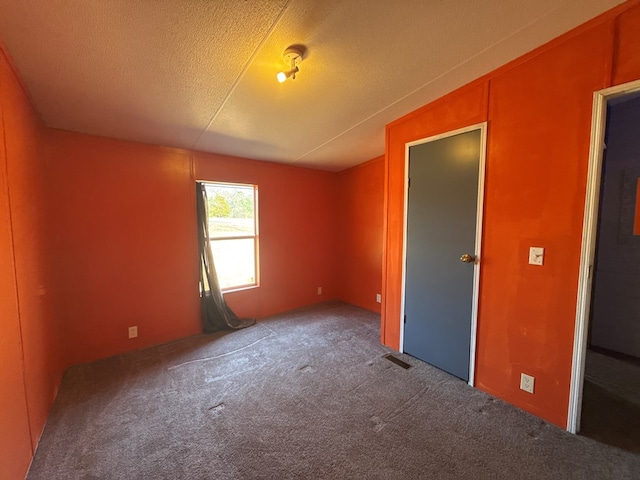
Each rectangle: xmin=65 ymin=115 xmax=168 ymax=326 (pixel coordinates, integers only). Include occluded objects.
xmin=2 ymin=1 xmax=640 ymax=479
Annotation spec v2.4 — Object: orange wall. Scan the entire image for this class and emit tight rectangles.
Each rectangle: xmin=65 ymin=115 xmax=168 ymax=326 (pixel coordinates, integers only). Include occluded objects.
xmin=0 ymin=47 xmax=62 ymax=480
xmin=0 ymin=59 xmax=32 ymax=480
xmin=47 ymin=131 xmax=338 ymax=366
xmin=382 ymin=1 xmax=640 ymax=428
xmin=335 ymin=156 xmax=384 ymax=313
xmin=195 ymin=151 xmax=337 ymax=319
xmin=47 ymin=132 xmax=201 ymax=366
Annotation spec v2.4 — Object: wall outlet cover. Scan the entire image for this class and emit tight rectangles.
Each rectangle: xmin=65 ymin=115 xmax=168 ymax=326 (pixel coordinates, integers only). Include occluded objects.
xmin=128 ymin=326 xmax=138 ymax=339
xmin=376 ymin=293 xmax=382 ymax=303
xmin=520 ymin=373 xmax=535 ymax=394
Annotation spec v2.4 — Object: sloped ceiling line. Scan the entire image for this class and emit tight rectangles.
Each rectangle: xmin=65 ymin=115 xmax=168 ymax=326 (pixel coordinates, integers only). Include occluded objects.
xmin=0 ymin=0 xmax=625 ymax=171
xmin=191 ymin=0 xmax=293 ymax=151
xmin=295 ymin=9 xmax=555 ymax=162
xmin=293 ymin=2 xmax=565 ymax=164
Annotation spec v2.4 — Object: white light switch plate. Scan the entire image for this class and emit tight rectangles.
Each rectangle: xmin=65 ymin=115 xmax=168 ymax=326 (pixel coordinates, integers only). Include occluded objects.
xmin=529 ymin=247 xmax=544 ymax=266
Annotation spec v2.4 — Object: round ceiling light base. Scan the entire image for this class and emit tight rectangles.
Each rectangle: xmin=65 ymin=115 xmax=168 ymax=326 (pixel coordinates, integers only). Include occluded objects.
xmin=282 ymin=46 xmax=305 ymax=66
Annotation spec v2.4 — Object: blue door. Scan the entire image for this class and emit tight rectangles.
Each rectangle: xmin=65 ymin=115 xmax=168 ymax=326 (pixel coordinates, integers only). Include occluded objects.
xmin=404 ymin=129 xmax=482 ymax=381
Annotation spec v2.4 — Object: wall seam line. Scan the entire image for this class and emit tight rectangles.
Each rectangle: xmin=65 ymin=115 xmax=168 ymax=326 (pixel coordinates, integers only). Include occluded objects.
xmin=607 ymin=14 xmax=617 ymax=87
xmin=191 ymin=0 xmax=292 ymax=150
xmin=0 ymin=94 xmax=35 ymax=453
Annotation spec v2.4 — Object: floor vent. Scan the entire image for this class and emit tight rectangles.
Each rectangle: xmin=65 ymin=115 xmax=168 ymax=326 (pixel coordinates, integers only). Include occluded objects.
xmin=383 ymin=354 xmax=412 ymax=369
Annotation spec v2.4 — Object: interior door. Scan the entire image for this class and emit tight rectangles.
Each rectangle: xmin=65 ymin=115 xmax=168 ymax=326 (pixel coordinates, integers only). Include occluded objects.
xmin=403 ymin=128 xmax=482 ymax=381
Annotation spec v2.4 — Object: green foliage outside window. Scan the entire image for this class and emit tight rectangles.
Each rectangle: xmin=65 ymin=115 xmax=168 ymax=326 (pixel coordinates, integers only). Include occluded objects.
xmin=207 ymin=188 xmax=253 ymax=219
xmin=209 ymin=194 xmax=230 ymax=218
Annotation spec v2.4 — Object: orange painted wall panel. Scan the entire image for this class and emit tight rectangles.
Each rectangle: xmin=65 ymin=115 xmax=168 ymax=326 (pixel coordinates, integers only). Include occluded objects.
xmin=0 ymin=61 xmax=33 ymax=480
xmin=1 ymin=50 xmax=63 ymax=450
xmin=613 ymin=3 xmax=640 ymax=85
xmin=478 ymin=23 xmax=612 ymax=427
xmin=195 ymin=152 xmax=337 ymax=319
xmin=335 ymin=156 xmax=384 ymax=313
xmin=47 ymin=131 xmax=201 ymax=366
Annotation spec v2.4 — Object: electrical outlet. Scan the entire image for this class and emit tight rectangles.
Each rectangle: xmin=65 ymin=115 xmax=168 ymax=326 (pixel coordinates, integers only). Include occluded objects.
xmin=128 ymin=326 xmax=138 ymax=339
xmin=520 ymin=373 xmax=535 ymax=394
xmin=376 ymin=293 xmax=382 ymax=303
xmin=317 ymin=286 xmax=322 ymax=295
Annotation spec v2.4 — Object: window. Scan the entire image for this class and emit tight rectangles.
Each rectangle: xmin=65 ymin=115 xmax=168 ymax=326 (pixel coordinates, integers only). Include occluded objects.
xmin=202 ymin=182 xmax=258 ymax=291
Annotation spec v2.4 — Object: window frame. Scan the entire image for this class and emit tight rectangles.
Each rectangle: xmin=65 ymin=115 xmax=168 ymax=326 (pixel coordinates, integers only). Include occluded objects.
xmin=200 ymin=181 xmax=259 ymax=292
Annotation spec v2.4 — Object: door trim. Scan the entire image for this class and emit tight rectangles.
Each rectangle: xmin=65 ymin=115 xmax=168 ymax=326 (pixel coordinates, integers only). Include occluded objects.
xmin=400 ymin=122 xmax=487 ymax=387
xmin=568 ymin=78 xmax=640 ymax=434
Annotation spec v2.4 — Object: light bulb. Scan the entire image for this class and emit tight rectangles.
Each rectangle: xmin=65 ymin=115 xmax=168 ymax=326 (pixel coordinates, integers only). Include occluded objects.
xmin=276 ymin=66 xmax=299 ymax=83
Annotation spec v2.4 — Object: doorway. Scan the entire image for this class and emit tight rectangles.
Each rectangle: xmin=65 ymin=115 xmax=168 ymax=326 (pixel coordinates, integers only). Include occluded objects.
xmin=569 ymin=79 xmax=640 ymax=439
xmin=401 ymin=124 xmax=486 ymax=385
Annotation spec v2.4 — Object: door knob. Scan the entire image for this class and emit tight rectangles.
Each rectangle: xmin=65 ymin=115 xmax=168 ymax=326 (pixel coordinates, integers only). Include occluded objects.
xmin=460 ymin=254 xmax=475 ymax=263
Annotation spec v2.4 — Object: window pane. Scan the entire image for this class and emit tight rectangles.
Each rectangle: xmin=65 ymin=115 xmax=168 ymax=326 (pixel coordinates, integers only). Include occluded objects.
xmin=210 ymin=238 xmax=256 ymax=290
xmin=204 ymin=184 xmax=255 ymax=238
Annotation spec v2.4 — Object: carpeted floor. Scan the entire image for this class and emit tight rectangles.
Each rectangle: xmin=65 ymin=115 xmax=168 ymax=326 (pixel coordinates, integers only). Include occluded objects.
xmin=580 ymin=380 xmax=640 ymax=454
xmin=28 ymin=302 xmax=640 ymax=479
xmin=584 ymin=349 xmax=640 ymax=408
xmin=580 ymin=349 xmax=640 ymax=454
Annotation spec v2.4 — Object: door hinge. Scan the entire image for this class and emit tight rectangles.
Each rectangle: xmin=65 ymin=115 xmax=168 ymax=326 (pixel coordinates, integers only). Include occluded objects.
xmin=408 ymin=178 xmax=411 ymax=189
xmin=404 ymin=314 xmax=407 ymax=324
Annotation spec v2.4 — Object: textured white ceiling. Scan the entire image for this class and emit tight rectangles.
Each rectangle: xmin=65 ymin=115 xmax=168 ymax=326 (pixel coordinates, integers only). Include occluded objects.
xmin=0 ymin=0 xmax=625 ymax=171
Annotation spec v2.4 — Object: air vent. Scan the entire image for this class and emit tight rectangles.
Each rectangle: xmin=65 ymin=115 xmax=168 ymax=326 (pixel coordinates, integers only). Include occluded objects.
xmin=383 ymin=354 xmax=412 ymax=369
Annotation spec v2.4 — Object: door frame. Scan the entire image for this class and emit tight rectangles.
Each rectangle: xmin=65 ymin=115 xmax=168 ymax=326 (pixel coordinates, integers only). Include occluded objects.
xmin=568 ymin=78 xmax=640 ymax=434
xmin=399 ymin=122 xmax=487 ymax=387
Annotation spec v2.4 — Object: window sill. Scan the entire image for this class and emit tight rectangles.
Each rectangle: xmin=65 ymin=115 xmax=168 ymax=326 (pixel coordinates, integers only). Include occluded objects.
xmin=221 ymin=284 xmax=259 ymax=294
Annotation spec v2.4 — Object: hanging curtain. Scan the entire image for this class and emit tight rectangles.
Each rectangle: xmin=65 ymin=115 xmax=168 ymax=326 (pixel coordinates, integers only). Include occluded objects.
xmin=196 ymin=183 xmax=255 ymax=333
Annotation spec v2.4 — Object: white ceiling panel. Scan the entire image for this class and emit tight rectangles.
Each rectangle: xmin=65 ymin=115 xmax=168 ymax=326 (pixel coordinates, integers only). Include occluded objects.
xmin=0 ymin=0 xmax=625 ymax=171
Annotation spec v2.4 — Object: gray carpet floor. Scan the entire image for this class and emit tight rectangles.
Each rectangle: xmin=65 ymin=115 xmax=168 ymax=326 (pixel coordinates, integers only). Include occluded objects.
xmin=28 ymin=302 xmax=640 ymax=479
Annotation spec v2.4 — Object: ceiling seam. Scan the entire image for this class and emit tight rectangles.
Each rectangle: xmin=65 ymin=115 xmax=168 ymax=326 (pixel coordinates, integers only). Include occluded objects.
xmin=191 ymin=0 xmax=293 ymax=150
xmin=293 ymin=4 xmax=561 ymax=163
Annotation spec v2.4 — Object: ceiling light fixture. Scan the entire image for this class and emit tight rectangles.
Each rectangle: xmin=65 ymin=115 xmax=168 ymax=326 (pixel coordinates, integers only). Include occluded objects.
xmin=277 ymin=46 xmax=305 ymax=83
